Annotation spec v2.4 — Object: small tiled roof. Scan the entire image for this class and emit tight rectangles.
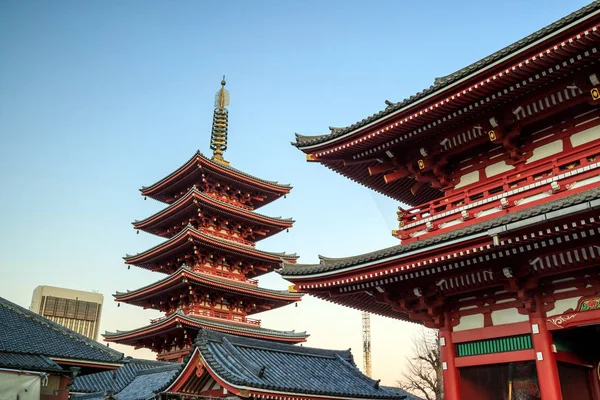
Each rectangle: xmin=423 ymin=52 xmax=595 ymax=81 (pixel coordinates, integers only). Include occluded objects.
xmin=124 ymin=225 xmax=298 ymax=266
xmin=71 ymin=358 xmax=172 ymax=393
xmin=0 ymin=351 xmax=63 ymax=372
xmin=134 ymin=187 xmax=294 ymax=229
xmin=196 ymin=330 xmax=414 ymax=399
xmin=71 ymin=363 xmax=182 ymax=400
xmin=0 ymin=296 xmax=123 ymax=364
xmin=281 ymin=187 xmax=600 ymax=277
xmin=293 ymin=2 xmax=600 ymax=148
xmin=104 ymin=310 xmax=308 ymax=342
xmin=141 ymin=151 xmax=291 ymax=193
xmin=114 ymin=266 xmax=303 ymax=303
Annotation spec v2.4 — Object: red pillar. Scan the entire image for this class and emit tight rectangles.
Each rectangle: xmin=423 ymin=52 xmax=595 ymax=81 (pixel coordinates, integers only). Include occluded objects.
xmin=440 ymin=314 xmax=461 ymax=400
xmin=530 ymin=298 xmax=563 ymax=400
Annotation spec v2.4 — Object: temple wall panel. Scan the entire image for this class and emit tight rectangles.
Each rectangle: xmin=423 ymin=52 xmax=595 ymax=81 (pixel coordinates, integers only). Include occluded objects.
xmin=526 ymin=139 xmax=564 ymax=164
xmin=454 ymin=314 xmax=485 ymax=332
xmin=570 ymin=123 xmax=600 ymax=147
xmin=454 ymin=170 xmax=479 ymax=189
xmin=484 ymin=160 xmax=514 ymax=178
xmin=546 ymin=296 xmax=581 ymax=317
xmin=491 ymin=308 xmax=529 ymax=326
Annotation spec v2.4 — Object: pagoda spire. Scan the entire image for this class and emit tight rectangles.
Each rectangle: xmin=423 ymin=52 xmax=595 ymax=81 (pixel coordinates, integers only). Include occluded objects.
xmin=210 ymin=76 xmax=230 ymax=165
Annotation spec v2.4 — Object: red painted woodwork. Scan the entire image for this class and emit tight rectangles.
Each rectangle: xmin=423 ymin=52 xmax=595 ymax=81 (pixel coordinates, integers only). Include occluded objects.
xmin=452 ymin=322 xmax=531 ymax=344
xmin=530 ymin=304 xmax=563 ymax=400
xmin=284 ymin=7 xmax=600 ymax=400
xmin=454 ymin=350 xmax=536 ymax=368
xmin=108 ymin=143 xmax=304 ymax=360
xmin=440 ymin=317 xmax=461 ymax=400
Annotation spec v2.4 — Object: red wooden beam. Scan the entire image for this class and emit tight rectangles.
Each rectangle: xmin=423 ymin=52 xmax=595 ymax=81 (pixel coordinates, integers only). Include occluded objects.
xmin=454 ymin=349 xmax=535 ymax=367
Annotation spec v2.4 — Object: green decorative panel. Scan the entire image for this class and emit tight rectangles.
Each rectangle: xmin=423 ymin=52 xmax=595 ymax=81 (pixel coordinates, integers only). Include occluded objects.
xmin=456 ymin=335 xmax=533 ymax=357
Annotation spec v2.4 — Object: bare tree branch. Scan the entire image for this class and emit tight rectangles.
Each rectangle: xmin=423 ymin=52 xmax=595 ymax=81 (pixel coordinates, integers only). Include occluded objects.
xmin=396 ymin=328 xmax=443 ymax=400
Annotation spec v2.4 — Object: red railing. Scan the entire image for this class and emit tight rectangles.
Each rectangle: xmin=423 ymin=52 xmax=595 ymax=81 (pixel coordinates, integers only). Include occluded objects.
xmin=396 ymin=142 xmax=600 ymax=239
xmin=193 ymin=266 xmax=259 ymax=286
xmin=198 ymin=227 xmax=255 ymax=247
xmin=152 ymin=308 xmax=262 ymax=327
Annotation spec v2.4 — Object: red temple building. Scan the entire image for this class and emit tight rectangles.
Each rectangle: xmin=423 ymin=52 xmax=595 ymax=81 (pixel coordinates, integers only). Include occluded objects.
xmin=283 ymin=3 xmax=600 ymax=400
xmin=104 ymin=78 xmax=308 ymax=362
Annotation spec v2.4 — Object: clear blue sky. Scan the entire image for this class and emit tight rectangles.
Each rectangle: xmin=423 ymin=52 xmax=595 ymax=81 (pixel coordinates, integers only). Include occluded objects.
xmin=0 ymin=0 xmax=590 ymax=384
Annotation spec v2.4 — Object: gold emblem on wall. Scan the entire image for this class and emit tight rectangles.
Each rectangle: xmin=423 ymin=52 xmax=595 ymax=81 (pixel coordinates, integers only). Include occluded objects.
xmin=488 ymin=130 xmax=497 ymax=141
xmin=591 ymin=87 xmax=600 ymax=100
xmin=418 ymin=160 xmax=425 ymax=169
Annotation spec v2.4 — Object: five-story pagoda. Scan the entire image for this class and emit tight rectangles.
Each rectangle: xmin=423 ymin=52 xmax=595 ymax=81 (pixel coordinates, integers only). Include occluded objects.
xmin=104 ymin=78 xmax=307 ymax=362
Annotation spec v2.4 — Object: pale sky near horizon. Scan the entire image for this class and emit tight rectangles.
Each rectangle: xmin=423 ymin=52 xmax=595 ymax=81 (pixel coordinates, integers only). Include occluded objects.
xmin=0 ymin=0 xmax=591 ymax=386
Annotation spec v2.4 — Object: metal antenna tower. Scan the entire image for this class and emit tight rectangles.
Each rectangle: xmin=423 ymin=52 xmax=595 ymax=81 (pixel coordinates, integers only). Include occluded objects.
xmin=362 ymin=311 xmax=372 ymax=377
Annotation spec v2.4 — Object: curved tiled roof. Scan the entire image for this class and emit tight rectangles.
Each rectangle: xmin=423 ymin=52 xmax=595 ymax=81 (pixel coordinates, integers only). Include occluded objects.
xmin=281 ymin=187 xmax=600 ymax=277
xmin=72 ymin=363 xmax=182 ymax=400
xmin=133 ymin=187 xmax=294 ymax=231
xmin=196 ymin=330 xmax=415 ymax=399
xmin=0 ymin=351 xmax=63 ymax=372
xmin=141 ymin=151 xmax=291 ymax=193
xmin=104 ymin=310 xmax=308 ymax=342
xmin=293 ymin=2 xmax=600 ymax=148
xmin=0 ymin=296 xmax=123 ymax=364
xmin=124 ymin=225 xmax=298 ymax=266
xmin=114 ymin=266 xmax=303 ymax=303
xmin=71 ymin=358 xmax=172 ymax=393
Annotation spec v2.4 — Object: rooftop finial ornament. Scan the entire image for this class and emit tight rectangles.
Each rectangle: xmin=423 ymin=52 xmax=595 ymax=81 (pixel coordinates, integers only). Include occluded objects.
xmin=210 ymin=76 xmax=231 ymax=165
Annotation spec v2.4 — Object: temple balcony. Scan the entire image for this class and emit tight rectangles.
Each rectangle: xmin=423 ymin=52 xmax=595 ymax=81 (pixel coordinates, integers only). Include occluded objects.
xmin=394 ymin=140 xmax=600 ymax=242
xmin=152 ymin=308 xmax=261 ymax=327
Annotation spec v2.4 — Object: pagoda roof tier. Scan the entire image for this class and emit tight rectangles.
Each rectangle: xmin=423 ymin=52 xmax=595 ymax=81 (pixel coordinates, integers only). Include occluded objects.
xmin=166 ymin=331 xmax=412 ymax=400
xmin=292 ymin=3 xmax=600 ymax=206
xmin=133 ymin=187 xmax=294 ymax=240
xmin=124 ymin=225 xmax=298 ymax=275
xmin=103 ymin=310 xmax=308 ymax=345
xmin=140 ymin=151 xmax=291 ymax=207
xmin=281 ymin=186 xmax=600 ymax=280
xmin=114 ymin=266 xmax=303 ymax=313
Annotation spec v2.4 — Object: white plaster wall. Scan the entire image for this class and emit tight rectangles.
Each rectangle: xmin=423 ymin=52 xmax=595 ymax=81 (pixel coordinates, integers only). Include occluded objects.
xmin=454 ymin=170 xmax=479 ymax=189
xmin=491 ymin=308 xmax=529 ymax=325
xmin=453 ymin=313 xmax=485 ymax=331
xmin=526 ymin=140 xmax=564 ymax=164
xmin=546 ymin=296 xmax=581 ymax=317
xmin=485 ymin=161 xmax=514 ymax=178
xmin=571 ymin=124 xmax=600 ymax=147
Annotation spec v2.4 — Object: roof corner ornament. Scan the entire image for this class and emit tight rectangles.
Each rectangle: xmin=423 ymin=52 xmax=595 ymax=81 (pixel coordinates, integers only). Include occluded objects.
xmin=210 ymin=76 xmax=231 ymax=166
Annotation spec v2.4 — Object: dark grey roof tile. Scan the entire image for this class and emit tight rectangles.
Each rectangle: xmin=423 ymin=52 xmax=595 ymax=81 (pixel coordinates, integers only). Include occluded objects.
xmin=0 ymin=296 xmax=123 ymax=364
xmin=281 ymin=187 xmax=600 ymax=276
xmin=195 ymin=330 xmax=416 ymax=399
xmin=294 ymin=2 xmax=600 ymax=147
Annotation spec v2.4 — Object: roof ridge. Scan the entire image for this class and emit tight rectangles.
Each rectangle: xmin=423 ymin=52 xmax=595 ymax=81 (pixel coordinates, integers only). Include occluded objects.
xmin=135 ymin=363 xmax=182 ymax=375
xmin=0 ymin=296 xmax=123 ymax=361
xmin=293 ymin=2 xmax=600 ymax=148
xmin=281 ymin=186 xmax=600 ymax=276
xmin=114 ymin=266 xmax=303 ymax=300
xmin=199 ymin=330 xmax=347 ymax=358
xmin=134 ymin=187 xmax=295 ymax=227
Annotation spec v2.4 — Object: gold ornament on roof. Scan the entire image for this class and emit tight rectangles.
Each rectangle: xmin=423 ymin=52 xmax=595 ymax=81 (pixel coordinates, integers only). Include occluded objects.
xmin=210 ymin=76 xmax=231 ymax=165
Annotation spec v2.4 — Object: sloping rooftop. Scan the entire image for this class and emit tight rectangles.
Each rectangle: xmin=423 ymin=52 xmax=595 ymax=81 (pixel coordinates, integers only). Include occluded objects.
xmin=293 ymin=2 xmax=600 ymax=148
xmin=71 ymin=358 xmax=172 ymax=393
xmin=281 ymin=187 xmax=600 ymax=277
xmin=71 ymin=363 xmax=182 ymax=400
xmin=0 ymin=351 xmax=63 ymax=372
xmin=104 ymin=310 xmax=308 ymax=343
xmin=196 ymin=330 xmax=415 ymax=399
xmin=114 ymin=266 xmax=303 ymax=304
xmin=124 ymin=225 xmax=298 ymax=268
xmin=140 ymin=151 xmax=291 ymax=203
xmin=0 ymin=296 xmax=124 ymax=365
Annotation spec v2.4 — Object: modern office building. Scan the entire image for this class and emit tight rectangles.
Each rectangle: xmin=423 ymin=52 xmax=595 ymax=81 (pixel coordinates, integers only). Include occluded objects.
xmin=30 ymin=285 xmax=103 ymax=340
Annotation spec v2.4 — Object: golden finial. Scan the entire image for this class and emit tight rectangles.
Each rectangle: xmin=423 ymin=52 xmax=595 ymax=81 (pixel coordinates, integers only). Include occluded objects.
xmin=210 ymin=75 xmax=230 ymax=165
